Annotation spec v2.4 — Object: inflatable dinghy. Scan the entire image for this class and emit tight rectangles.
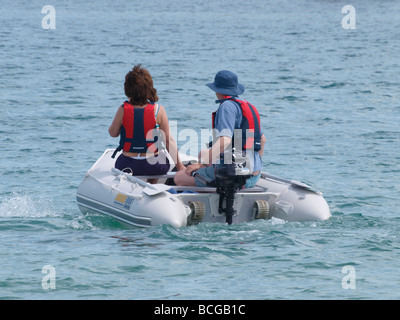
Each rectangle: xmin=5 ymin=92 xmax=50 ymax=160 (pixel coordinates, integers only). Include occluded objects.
xmin=76 ymin=149 xmax=331 ymax=228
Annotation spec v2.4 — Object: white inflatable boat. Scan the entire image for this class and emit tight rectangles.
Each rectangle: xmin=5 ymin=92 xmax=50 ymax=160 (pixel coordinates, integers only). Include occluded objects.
xmin=76 ymin=149 xmax=331 ymax=228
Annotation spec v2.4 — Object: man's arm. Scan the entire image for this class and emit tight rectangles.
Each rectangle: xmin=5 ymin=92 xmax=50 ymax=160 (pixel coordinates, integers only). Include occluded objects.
xmin=184 ymin=136 xmax=232 ymax=176
xmin=199 ymin=136 xmax=232 ymax=165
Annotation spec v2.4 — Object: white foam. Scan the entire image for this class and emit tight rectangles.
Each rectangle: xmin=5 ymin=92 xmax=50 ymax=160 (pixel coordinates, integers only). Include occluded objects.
xmin=270 ymin=216 xmax=287 ymax=225
xmin=0 ymin=193 xmax=59 ymax=218
xmin=67 ymin=216 xmax=97 ymax=230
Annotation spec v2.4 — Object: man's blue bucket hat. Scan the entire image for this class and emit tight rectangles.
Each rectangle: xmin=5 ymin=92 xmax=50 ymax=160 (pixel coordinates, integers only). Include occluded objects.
xmin=206 ymin=70 xmax=245 ymax=96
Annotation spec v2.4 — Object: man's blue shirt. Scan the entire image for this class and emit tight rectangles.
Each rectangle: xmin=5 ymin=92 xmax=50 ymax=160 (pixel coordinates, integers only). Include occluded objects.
xmin=213 ymin=98 xmax=263 ymax=172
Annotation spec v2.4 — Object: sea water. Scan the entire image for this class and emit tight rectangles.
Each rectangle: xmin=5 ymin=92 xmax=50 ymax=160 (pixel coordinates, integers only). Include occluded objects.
xmin=1 ymin=0 xmax=399 ymax=300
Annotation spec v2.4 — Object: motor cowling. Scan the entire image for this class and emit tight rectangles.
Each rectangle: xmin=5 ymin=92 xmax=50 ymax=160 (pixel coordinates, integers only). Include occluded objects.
xmin=214 ymin=151 xmax=251 ymax=189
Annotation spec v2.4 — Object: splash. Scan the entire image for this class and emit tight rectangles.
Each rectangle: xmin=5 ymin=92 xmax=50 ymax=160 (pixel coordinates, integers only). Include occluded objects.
xmin=0 ymin=193 xmax=59 ymax=218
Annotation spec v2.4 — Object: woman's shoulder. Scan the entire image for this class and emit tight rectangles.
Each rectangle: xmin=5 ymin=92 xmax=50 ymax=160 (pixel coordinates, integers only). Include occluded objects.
xmin=121 ymin=100 xmax=130 ymax=108
xmin=155 ymin=103 xmax=166 ymax=114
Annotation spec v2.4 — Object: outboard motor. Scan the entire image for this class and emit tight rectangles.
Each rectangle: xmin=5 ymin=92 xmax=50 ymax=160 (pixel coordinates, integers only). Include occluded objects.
xmin=193 ymin=150 xmax=251 ymax=224
xmin=215 ymin=151 xmax=251 ymax=224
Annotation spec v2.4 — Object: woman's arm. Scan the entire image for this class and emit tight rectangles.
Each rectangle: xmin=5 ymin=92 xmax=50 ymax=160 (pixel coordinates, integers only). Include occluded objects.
xmin=108 ymin=106 xmax=124 ymax=137
xmin=157 ymin=106 xmax=185 ymax=171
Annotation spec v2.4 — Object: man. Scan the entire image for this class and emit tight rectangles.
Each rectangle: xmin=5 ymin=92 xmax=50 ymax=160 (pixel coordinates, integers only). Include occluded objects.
xmin=174 ymin=70 xmax=266 ymax=188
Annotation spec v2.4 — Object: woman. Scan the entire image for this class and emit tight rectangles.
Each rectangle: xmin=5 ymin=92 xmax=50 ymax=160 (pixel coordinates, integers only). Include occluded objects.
xmin=109 ymin=64 xmax=184 ymax=182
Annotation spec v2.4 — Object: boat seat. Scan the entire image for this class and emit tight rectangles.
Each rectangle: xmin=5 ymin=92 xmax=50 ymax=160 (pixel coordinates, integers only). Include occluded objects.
xmin=124 ymin=172 xmax=176 ymax=180
xmin=118 ymin=170 xmax=265 ymax=193
xmin=171 ymin=186 xmax=265 ymax=193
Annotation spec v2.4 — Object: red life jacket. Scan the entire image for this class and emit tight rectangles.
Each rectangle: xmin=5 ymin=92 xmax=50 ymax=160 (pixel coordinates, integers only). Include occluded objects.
xmin=112 ymin=101 xmax=159 ymax=158
xmin=212 ymin=96 xmax=262 ymax=151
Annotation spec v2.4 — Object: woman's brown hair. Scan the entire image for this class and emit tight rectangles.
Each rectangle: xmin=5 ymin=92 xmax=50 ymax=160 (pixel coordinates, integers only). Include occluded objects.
xmin=124 ymin=64 xmax=159 ymax=105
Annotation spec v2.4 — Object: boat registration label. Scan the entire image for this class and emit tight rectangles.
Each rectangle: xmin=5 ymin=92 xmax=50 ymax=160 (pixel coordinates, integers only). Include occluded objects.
xmin=114 ymin=193 xmax=134 ymax=210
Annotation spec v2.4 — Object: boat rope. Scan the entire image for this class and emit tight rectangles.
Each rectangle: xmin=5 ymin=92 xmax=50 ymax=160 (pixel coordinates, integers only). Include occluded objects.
xmin=87 ymin=169 xmax=143 ymax=200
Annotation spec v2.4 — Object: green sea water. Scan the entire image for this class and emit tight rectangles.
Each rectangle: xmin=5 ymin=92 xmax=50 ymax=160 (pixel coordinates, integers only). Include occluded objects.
xmin=1 ymin=0 xmax=399 ymax=300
